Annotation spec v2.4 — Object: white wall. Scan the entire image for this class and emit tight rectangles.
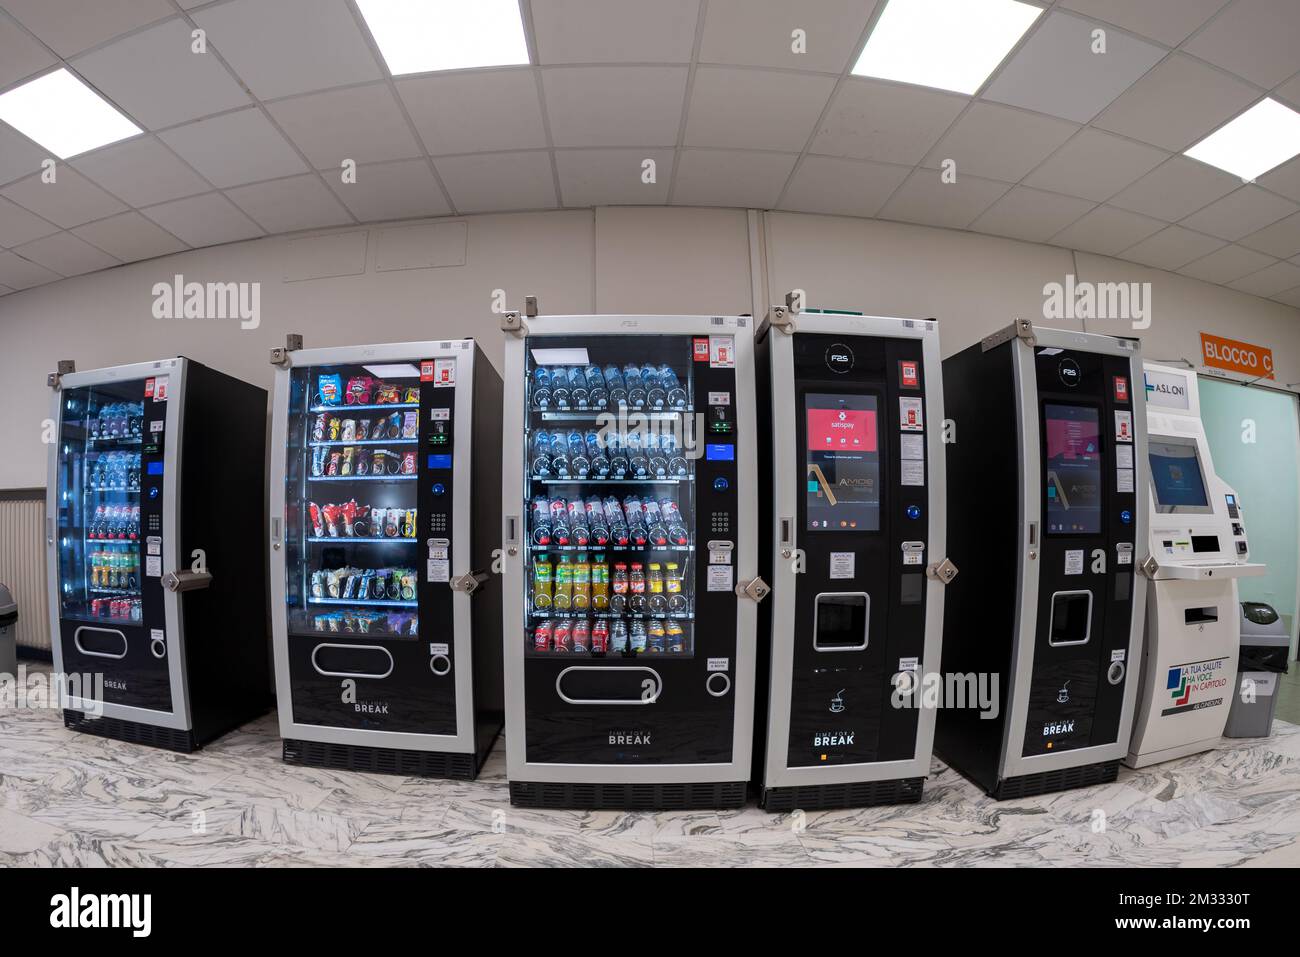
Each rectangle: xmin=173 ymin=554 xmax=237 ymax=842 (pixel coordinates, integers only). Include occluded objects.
xmin=2 ymin=205 xmax=1297 ymax=489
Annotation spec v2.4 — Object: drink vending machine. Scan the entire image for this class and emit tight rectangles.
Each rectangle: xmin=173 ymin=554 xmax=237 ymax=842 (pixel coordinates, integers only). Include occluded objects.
xmin=268 ymin=339 xmax=503 ymax=778
xmin=501 ymin=312 xmax=763 ymax=809
xmin=937 ymin=321 xmax=1147 ymax=799
xmin=755 ymin=307 xmax=955 ymax=811
xmin=46 ymin=357 xmax=270 ymax=752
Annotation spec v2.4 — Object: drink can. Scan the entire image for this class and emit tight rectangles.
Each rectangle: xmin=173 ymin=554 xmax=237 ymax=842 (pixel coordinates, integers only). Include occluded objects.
xmin=572 ymin=620 xmax=590 ymax=654
xmin=533 ymin=621 xmax=553 ymax=652
xmin=591 ymin=619 xmax=610 ymax=654
xmin=552 ymin=620 xmax=573 ymax=653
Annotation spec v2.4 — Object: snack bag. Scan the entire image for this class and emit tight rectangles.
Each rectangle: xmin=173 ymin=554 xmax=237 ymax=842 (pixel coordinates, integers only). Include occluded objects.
xmin=345 ymin=376 xmax=373 ymax=405
xmin=317 ymin=374 xmax=343 ymax=406
xmin=374 ymin=382 xmax=401 ymax=404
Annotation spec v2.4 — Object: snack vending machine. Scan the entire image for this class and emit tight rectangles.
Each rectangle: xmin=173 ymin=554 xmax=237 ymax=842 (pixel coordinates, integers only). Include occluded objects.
xmin=501 ymin=314 xmax=762 ymax=809
xmin=269 ymin=340 xmax=503 ymax=778
xmin=937 ymin=321 xmax=1147 ymax=799
xmin=46 ymin=357 xmax=270 ymax=752
xmin=755 ymin=310 xmax=954 ymax=812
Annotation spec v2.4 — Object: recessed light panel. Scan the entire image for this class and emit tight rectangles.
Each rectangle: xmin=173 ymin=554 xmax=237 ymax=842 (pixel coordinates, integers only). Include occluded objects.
xmin=852 ymin=0 xmax=1042 ymax=96
xmin=357 ymin=0 xmax=530 ymax=75
xmin=0 ymin=69 xmax=141 ymax=159
xmin=1185 ymin=98 xmax=1300 ymax=182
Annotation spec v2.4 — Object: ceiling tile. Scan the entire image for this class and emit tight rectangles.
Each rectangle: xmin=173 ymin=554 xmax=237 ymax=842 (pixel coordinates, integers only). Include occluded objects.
xmin=1272 ymin=286 xmax=1300 ymax=307
xmin=1180 ymin=186 xmax=1298 ymax=241
xmin=71 ymin=211 xmax=186 ymax=262
xmin=778 ymin=155 xmax=910 ymax=218
xmin=192 ymin=0 xmax=380 ymax=100
xmin=436 ymin=151 xmax=556 ymax=214
xmin=810 ymin=78 xmax=967 ymax=166
xmin=0 ymin=12 xmax=57 ymax=88
xmin=1259 ymin=157 xmax=1300 ymax=204
xmin=923 ymin=102 xmax=1078 ymax=183
xmin=225 ymin=174 xmax=352 ymax=233
xmin=398 ymin=70 xmax=546 ymax=156
xmin=1227 ymin=260 xmax=1300 ymax=298
xmin=12 ymin=231 xmax=119 ymax=275
xmin=1108 ymin=156 xmax=1242 ymax=221
xmin=72 ymin=136 xmax=209 ymax=207
xmin=544 ymin=66 xmax=687 ymax=148
xmin=140 ymin=192 xmax=262 ymax=247
xmin=1178 ymin=244 xmax=1277 ymax=283
xmin=969 ymin=186 xmax=1096 ymax=243
xmin=0 ymin=167 xmax=127 ymax=227
xmin=1275 ymin=76 xmax=1300 ymax=111
xmin=269 ymin=83 xmax=422 ymax=168
xmin=159 ymin=108 xmax=307 ymax=188
xmin=877 ymin=169 xmax=1010 ymax=230
xmin=1022 ymin=129 xmax=1167 ymax=202
xmin=0 ymin=123 xmax=48 ymax=187
xmin=325 ymin=158 xmax=451 ymax=222
xmin=71 ymin=18 xmax=250 ymax=130
xmin=684 ymin=67 xmax=835 ymax=152
xmin=982 ymin=11 xmax=1164 ymax=123
xmin=0 ymin=249 xmax=60 ymax=288
xmin=1049 ymin=205 xmax=1164 ymax=254
xmin=0 ymin=0 xmax=173 ymax=58
xmin=532 ymin=0 xmax=700 ymax=64
xmin=0 ymin=194 xmax=57 ymax=247
xmin=1238 ymin=211 xmax=1300 ymax=259
xmin=1058 ymin=0 xmax=1228 ymax=46
xmin=555 ymin=148 xmax=673 ymax=206
xmin=1092 ymin=54 xmax=1259 ymax=152
xmin=672 ymin=149 xmax=797 ymax=208
xmin=0 ymin=284 xmax=11 ymax=295
xmin=699 ymin=0 xmax=878 ymax=73
xmin=1118 ymin=226 xmax=1226 ymax=271
xmin=1183 ymin=0 xmax=1300 ymax=90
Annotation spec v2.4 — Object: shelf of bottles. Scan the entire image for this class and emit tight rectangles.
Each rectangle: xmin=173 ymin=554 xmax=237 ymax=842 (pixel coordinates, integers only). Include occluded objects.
xmin=292 ymin=369 xmax=423 ymax=640
xmin=524 ymin=345 xmax=697 ymax=658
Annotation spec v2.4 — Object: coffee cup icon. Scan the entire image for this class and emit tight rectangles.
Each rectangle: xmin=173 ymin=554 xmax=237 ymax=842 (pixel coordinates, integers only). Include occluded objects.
xmin=829 ymin=689 xmax=845 ymax=713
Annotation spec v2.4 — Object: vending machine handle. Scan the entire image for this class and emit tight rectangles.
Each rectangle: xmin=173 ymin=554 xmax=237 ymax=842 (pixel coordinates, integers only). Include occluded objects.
xmin=162 ymin=570 xmax=213 ymax=593
xmin=450 ymin=570 xmax=490 ymax=595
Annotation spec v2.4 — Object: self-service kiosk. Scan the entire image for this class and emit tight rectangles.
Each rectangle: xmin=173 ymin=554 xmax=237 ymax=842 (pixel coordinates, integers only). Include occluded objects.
xmin=755 ymin=306 xmax=955 ymax=812
xmin=937 ymin=320 xmax=1146 ymax=799
xmin=1125 ymin=363 xmax=1264 ymax=768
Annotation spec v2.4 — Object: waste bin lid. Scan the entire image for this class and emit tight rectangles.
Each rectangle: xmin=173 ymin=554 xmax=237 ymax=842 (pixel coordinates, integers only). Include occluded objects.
xmin=1243 ymin=601 xmax=1279 ymax=626
xmin=0 ymin=583 xmax=14 ymax=617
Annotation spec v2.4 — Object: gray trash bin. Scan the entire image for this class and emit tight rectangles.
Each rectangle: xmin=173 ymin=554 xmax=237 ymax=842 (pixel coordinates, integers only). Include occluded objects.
xmin=0 ymin=584 xmax=16 ymax=678
xmin=1224 ymin=602 xmax=1289 ymax=738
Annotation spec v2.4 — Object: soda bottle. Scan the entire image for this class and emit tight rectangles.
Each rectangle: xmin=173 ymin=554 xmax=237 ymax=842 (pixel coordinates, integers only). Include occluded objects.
xmin=666 ymin=620 xmax=686 ymax=653
xmin=603 ymin=365 xmax=628 ymax=407
xmin=644 ymin=499 xmax=668 ymax=546
xmin=129 ymin=505 xmax=140 ymax=539
xmin=605 ymin=431 xmax=629 ymax=476
xmin=591 ymin=557 xmax=609 ymax=611
xmin=567 ymin=367 xmax=589 ymax=408
xmin=530 ymin=430 xmax=553 ymax=475
xmin=550 ymin=367 xmax=572 ymax=407
xmin=647 ymin=563 xmax=667 ymax=613
xmin=610 ymin=563 xmax=629 ymax=614
xmin=629 ymin=620 xmax=647 ymax=654
xmin=90 ymin=505 xmax=105 ymax=539
xmin=552 ymin=619 xmax=573 ymax=652
xmin=572 ymin=559 xmax=590 ymax=611
xmin=666 ymin=562 xmax=688 ymax=613
xmin=572 ymin=619 xmax=590 ymax=654
xmin=624 ymin=497 xmax=648 ymax=546
xmin=531 ymin=496 xmax=552 ymax=546
xmin=591 ymin=619 xmax=610 ymax=654
xmin=623 ymin=364 xmax=647 ymax=408
xmin=549 ymin=497 xmax=571 ymax=545
xmin=553 ymin=558 xmax=573 ymax=611
xmin=549 ymin=429 xmax=570 ymax=475
xmin=567 ymin=430 xmax=590 ymax=476
xmin=533 ymin=621 xmax=553 ymax=652
xmin=646 ymin=618 xmax=666 ymax=653
xmin=585 ymin=430 xmax=609 ymax=476
xmin=629 ymin=562 xmax=647 ymax=613
xmin=660 ymin=364 xmax=687 ymax=409
xmin=610 ymin=619 xmax=629 ymax=653
xmin=531 ymin=367 xmax=553 ymax=408
xmin=603 ymin=495 xmax=629 ymax=545
xmin=567 ymin=499 xmax=590 ymax=546
xmin=585 ymin=497 xmax=609 ymax=546
xmin=89 ymin=550 xmax=101 ymax=588
xmin=585 ymin=365 xmax=608 ymax=408
xmin=533 ymin=560 xmax=553 ymax=610
xmin=642 ymin=364 xmax=666 ymax=409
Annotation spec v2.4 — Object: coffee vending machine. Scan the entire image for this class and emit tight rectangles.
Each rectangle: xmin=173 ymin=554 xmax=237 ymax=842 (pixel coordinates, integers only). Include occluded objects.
xmin=755 ymin=305 xmax=955 ymax=811
xmin=937 ymin=320 xmax=1146 ymax=799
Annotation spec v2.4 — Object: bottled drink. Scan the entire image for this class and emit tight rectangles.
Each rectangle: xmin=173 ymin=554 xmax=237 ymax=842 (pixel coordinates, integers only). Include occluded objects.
xmin=567 ymin=430 xmax=590 ymax=477
xmin=660 ymin=364 xmax=687 ymax=409
xmin=550 ymin=367 xmax=571 ymax=407
xmin=591 ymin=619 xmax=610 ymax=654
xmin=572 ymin=559 xmax=590 ymax=611
xmin=610 ymin=620 xmax=629 ymax=653
xmin=553 ymin=559 xmax=573 ymax=611
xmin=91 ymin=505 xmax=106 ymax=539
xmin=533 ymin=560 xmax=553 ymax=610
xmin=665 ymin=562 xmax=687 ymax=613
xmin=591 ymin=557 xmax=609 ymax=611
xmin=629 ymin=620 xmax=647 ymax=654
xmin=603 ymin=365 xmax=628 ymax=407
xmin=644 ymin=499 xmax=668 ymax=545
xmin=584 ymin=365 xmax=608 ymax=408
xmin=549 ymin=498 xmax=572 ymax=546
xmin=603 ymin=496 xmax=629 ymax=546
xmin=666 ymin=620 xmax=685 ymax=653
xmin=532 ymin=367 xmax=553 ymax=408
xmin=661 ymin=499 xmax=688 ymax=545
xmin=646 ymin=431 xmax=668 ymax=477
xmin=646 ymin=618 xmax=666 ymax=653
xmin=567 ymin=499 xmax=590 ymax=546
xmin=605 ymin=431 xmax=628 ymax=476
xmin=586 ymin=497 xmax=610 ymax=546
xmin=626 ymin=431 xmax=649 ymax=477
xmin=585 ymin=430 xmax=609 ymax=476
xmin=530 ymin=431 xmax=553 ymax=475
xmin=624 ymin=497 xmax=648 ymax=546
xmin=549 ymin=429 xmax=570 ymax=475
xmin=572 ymin=619 xmax=590 ymax=654
xmin=567 ymin=367 xmax=589 ymax=408
xmin=647 ymin=563 xmax=667 ymax=613
xmin=623 ymin=364 xmax=646 ymax=408
xmin=629 ymin=562 xmax=647 ymax=614
xmin=531 ymin=496 xmax=552 ymax=545
xmin=662 ymin=433 xmax=687 ymax=477
xmin=642 ymin=364 xmax=666 ymax=409
xmin=610 ymin=563 xmax=629 ymax=614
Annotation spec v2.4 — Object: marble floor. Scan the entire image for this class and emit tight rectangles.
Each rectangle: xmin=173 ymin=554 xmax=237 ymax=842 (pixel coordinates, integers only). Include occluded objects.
xmin=3 ymin=659 xmax=1300 ymax=867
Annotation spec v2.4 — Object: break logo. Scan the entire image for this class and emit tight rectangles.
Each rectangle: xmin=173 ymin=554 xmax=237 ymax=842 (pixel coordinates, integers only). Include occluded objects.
xmin=813 ymin=731 xmax=855 ymax=747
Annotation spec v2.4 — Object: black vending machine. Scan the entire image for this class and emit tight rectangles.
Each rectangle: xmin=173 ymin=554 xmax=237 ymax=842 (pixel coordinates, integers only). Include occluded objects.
xmin=755 ymin=307 xmax=955 ymax=811
xmin=937 ymin=320 xmax=1146 ymax=799
xmin=45 ymin=357 xmax=270 ymax=752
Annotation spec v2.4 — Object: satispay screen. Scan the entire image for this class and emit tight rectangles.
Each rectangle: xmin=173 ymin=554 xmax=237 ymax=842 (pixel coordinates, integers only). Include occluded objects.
xmin=1149 ymin=438 xmax=1211 ymax=512
xmin=1045 ymin=403 xmax=1102 ymax=535
xmin=806 ymin=393 xmax=881 ymax=531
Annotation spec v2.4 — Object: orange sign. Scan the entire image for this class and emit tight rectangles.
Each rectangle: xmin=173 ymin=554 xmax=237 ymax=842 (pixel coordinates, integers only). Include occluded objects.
xmin=1200 ymin=332 xmax=1274 ymax=379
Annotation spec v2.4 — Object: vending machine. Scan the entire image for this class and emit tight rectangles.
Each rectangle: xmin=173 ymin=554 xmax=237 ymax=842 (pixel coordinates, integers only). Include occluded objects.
xmin=45 ymin=357 xmax=269 ymax=752
xmin=937 ymin=320 xmax=1146 ymax=799
xmin=1126 ymin=362 xmax=1264 ymax=767
xmin=269 ymin=339 xmax=503 ymax=779
xmin=501 ymin=312 xmax=762 ymax=809
xmin=754 ymin=308 xmax=956 ymax=812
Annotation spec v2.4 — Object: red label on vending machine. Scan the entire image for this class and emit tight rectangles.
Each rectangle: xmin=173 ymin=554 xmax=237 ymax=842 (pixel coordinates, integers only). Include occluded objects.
xmin=420 ymin=360 xmax=435 ymax=382
xmin=144 ymin=377 xmax=155 ymax=398
xmin=900 ymin=360 xmax=919 ymax=389
xmin=1114 ymin=376 xmax=1129 ymax=402
xmin=693 ymin=338 xmax=710 ymax=362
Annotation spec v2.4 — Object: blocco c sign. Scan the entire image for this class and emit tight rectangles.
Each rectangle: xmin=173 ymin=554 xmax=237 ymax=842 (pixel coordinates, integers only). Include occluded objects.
xmin=1200 ymin=332 xmax=1274 ymax=379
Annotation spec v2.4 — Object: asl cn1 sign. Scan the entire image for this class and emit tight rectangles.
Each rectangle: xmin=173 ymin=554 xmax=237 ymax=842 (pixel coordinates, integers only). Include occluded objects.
xmin=1200 ymin=332 xmax=1274 ymax=379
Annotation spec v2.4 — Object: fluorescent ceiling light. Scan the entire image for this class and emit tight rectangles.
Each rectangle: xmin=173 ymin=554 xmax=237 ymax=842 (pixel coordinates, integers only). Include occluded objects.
xmin=0 ymin=68 xmax=141 ymax=158
xmin=852 ymin=0 xmax=1042 ymax=95
xmin=357 ymin=0 xmax=529 ymax=75
xmin=1185 ymin=98 xmax=1300 ymax=182
xmin=530 ymin=348 xmax=590 ymax=366
xmin=363 ymin=364 xmax=423 ymax=378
